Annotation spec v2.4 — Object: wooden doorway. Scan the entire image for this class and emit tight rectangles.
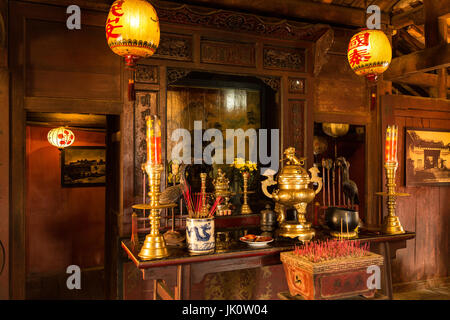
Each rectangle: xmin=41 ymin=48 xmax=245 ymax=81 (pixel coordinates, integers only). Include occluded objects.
xmin=22 ymin=112 xmax=120 ymax=299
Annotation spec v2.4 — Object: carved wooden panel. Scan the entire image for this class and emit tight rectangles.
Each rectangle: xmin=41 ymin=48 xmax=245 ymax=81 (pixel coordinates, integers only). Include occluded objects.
xmin=200 ymin=39 xmax=255 ymax=67
xmin=153 ymin=33 xmax=192 ymax=61
xmin=135 ymin=65 xmax=159 ymax=84
xmin=289 ymin=100 xmax=305 ymax=155
xmin=134 ymin=91 xmax=158 ymax=196
xmin=263 ymin=46 xmax=306 ymax=72
xmin=288 ymin=78 xmax=306 ymax=94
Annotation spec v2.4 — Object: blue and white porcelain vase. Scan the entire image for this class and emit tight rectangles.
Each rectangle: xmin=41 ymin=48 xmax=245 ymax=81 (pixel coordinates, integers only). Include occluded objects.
xmin=186 ymin=217 xmax=215 ymax=254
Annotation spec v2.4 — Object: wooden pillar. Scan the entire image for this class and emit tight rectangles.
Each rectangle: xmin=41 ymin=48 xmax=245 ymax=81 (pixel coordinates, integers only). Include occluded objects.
xmin=424 ymin=0 xmax=449 ymax=99
xmin=424 ymin=0 xmax=450 ymax=48
xmin=438 ymin=68 xmax=448 ymax=99
xmin=0 ymin=0 xmax=9 ymax=300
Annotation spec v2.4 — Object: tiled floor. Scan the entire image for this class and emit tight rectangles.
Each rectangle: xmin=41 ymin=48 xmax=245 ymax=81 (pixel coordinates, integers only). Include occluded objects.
xmin=278 ymin=284 xmax=450 ymax=300
xmin=393 ymin=285 xmax=450 ymax=300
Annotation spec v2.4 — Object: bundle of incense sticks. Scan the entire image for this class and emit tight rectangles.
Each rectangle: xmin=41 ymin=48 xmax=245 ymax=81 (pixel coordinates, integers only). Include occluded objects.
xmin=294 ymin=239 xmax=370 ymax=263
xmin=182 ymin=184 xmax=222 ymax=218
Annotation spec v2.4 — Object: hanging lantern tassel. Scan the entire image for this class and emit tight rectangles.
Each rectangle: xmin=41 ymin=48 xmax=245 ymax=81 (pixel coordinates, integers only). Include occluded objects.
xmin=128 ymin=68 xmax=136 ymax=101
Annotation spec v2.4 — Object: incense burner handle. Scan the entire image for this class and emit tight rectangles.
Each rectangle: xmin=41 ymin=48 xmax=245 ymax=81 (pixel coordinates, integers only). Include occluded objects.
xmin=261 ymin=175 xmax=277 ymax=199
xmin=309 ymin=166 xmax=323 ymax=196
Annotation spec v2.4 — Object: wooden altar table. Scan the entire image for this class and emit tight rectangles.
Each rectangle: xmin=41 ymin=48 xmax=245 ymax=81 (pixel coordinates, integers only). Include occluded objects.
xmin=121 ymin=227 xmax=415 ymax=300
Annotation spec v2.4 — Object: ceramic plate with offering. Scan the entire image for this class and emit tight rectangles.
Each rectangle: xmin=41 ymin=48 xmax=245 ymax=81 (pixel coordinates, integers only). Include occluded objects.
xmin=240 ymin=234 xmax=274 ymax=247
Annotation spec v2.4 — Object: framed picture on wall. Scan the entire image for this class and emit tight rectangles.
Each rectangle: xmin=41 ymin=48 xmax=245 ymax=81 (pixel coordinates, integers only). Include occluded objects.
xmin=61 ymin=146 xmax=106 ymax=187
xmin=405 ymin=128 xmax=450 ymax=186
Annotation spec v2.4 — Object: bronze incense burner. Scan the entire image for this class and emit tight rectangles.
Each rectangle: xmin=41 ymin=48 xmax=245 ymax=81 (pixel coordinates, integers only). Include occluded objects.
xmin=262 ymin=147 xmax=322 ymax=241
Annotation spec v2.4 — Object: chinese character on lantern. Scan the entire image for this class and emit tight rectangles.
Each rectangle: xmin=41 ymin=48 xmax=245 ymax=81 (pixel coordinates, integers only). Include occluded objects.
xmin=348 ymin=48 xmax=371 ymax=67
xmin=348 ymin=32 xmax=370 ymax=51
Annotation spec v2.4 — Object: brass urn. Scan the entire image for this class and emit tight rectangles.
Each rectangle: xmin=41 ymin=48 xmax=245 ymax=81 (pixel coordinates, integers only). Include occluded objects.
xmin=262 ymin=147 xmax=323 ymax=241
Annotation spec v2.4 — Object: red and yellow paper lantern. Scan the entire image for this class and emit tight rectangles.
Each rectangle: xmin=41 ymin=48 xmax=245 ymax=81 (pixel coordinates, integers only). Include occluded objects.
xmin=106 ymin=0 xmax=160 ymax=67
xmin=47 ymin=127 xmax=75 ymax=149
xmin=347 ymin=29 xmax=392 ymax=81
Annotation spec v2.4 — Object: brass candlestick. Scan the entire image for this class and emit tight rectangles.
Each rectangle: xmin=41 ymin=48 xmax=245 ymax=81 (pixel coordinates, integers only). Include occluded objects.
xmin=241 ymin=171 xmax=253 ymax=214
xmin=138 ymin=163 xmax=176 ymax=260
xmin=376 ymin=161 xmax=409 ymax=234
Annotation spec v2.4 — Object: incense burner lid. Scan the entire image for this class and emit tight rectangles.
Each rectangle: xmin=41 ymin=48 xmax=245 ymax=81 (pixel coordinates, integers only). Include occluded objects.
xmin=277 ymin=164 xmax=310 ymax=189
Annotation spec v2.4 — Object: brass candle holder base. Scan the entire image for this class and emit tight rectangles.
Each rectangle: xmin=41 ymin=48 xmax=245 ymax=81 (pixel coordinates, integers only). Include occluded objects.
xmin=330 ymin=230 xmax=358 ymax=239
xmin=240 ymin=204 xmax=253 ymax=215
xmin=381 ymin=215 xmax=405 ymax=235
xmin=139 ymin=234 xmax=169 ymax=260
xmin=135 ymin=202 xmax=177 ymax=260
xmin=278 ymin=221 xmax=315 ymax=242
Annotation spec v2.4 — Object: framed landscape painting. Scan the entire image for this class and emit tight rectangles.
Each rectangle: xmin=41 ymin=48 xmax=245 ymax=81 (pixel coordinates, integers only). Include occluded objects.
xmin=405 ymin=128 xmax=450 ymax=186
xmin=61 ymin=146 xmax=106 ymax=187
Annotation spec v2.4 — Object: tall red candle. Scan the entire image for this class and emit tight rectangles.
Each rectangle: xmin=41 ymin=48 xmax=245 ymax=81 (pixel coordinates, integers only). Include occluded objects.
xmin=385 ymin=126 xmax=391 ymax=163
xmin=385 ymin=125 xmax=398 ymax=164
xmin=146 ymin=115 xmax=162 ymax=165
xmin=392 ymin=125 xmax=398 ymax=163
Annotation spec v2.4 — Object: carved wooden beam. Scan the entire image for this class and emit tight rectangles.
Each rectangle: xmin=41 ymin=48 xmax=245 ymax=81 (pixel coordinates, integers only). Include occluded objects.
xmin=256 ymin=76 xmax=280 ymax=92
xmin=176 ymin=0 xmax=389 ymax=27
xmin=167 ymin=68 xmax=191 ymax=85
xmin=383 ymin=43 xmax=450 ymax=80
xmin=391 ymin=72 xmax=450 ymax=88
xmin=155 ymin=1 xmax=331 ymax=42
xmin=391 ymin=5 xmax=425 ymax=30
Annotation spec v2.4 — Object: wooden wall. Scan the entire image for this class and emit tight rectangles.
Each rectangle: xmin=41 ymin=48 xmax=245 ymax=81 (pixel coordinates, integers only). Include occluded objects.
xmin=382 ymin=95 xmax=449 ymax=285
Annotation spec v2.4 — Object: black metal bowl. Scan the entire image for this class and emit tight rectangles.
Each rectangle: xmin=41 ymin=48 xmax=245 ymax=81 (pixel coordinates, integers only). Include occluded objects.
xmin=325 ymin=207 xmax=359 ymax=232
